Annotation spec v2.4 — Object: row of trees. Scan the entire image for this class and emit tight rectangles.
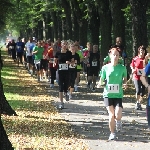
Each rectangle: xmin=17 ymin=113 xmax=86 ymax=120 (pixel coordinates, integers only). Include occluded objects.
xmin=1 ymin=0 xmax=150 ymax=57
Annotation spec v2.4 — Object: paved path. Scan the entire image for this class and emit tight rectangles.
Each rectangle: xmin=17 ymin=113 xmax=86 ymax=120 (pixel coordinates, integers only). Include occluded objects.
xmin=43 ymin=79 xmax=150 ymax=150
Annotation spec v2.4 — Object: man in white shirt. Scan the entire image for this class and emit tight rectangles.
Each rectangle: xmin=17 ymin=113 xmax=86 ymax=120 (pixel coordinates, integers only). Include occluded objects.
xmin=25 ymin=37 xmax=36 ymax=75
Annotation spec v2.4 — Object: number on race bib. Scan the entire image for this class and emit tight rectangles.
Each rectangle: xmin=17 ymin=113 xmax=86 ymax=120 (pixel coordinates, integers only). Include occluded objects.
xmin=17 ymin=46 xmax=21 ymax=49
xmin=59 ymin=64 xmax=68 ymax=70
xmin=107 ymin=84 xmax=119 ymax=93
xmin=92 ymin=61 xmax=97 ymax=66
xmin=137 ymin=69 xmax=143 ymax=75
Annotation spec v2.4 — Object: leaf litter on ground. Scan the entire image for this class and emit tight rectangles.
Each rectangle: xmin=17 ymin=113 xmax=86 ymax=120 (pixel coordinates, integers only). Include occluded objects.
xmin=2 ymin=52 xmax=89 ymax=150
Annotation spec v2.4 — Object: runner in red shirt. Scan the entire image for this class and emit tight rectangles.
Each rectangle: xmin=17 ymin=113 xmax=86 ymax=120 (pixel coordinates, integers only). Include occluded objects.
xmin=47 ymin=42 xmax=58 ymax=88
xmin=130 ymin=45 xmax=146 ymax=110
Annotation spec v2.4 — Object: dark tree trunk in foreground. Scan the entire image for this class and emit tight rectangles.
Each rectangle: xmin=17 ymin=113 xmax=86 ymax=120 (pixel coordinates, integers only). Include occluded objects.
xmin=98 ymin=0 xmax=112 ymax=65
xmin=110 ymin=0 xmax=126 ymax=45
xmin=1 ymin=81 xmax=18 ymax=116
xmin=129 ymin=0 xmax=148 ymax=56
xmin=0 ymin=49 xmax=14 ymax=149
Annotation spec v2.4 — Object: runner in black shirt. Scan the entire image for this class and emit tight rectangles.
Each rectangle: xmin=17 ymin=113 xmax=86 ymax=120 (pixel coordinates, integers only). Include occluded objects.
xmin=54 ymin=40 xmax=72 ymax=109
xmin=87 ymin=45 xmax=100 ymax=91
xmin=68 ymin=43 xmax=80 ymax=99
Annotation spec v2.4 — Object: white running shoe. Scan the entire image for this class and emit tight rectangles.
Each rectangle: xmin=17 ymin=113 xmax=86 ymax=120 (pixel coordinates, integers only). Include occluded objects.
xmin=59 ymin=103 xmax=64 ymax=109
xmin=50 ymin=84 xmax=54 ymax=88
xmin=69 ymin=94 xmax=72 ymax=100
xmin=74 ymin=85 xmax=78 ymax=92
xmin=108 ymin=133 xmax=116 ymax=140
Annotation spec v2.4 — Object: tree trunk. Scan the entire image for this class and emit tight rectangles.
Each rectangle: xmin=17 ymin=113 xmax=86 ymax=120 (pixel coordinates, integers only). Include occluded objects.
xmin=45 ymin=13 xmax=53 ymax=40
xmin=57 ymin=11 xmax=62 ymax=40
xmin=72 ymin=0 xmax=87 ymax=46
xmin=79 ymin=19 xmax=88 ymax=47
xmin=72 ymin=12 xmax=79 ymax=41
xmin=99 ymin=0 xmax=112 ymax=65
xmin=110 ymin=0 xmax=126 ymax=45
xmin=129 ymin=0 xmax=148 ymax=56
xmin=0 ymin=49 xmax=14 ymax=150
xmin=51 ymin=11 xmax=58 ymax=41
xmin=62 ymin=18 xmax=67 ymax=40
xmin=61 ymin=0 xmax=72 ymax=40
xmin=89 ymin=7 xmax=100 ymax=45
xmin=37 ymin=20 xmax=43 ymax=40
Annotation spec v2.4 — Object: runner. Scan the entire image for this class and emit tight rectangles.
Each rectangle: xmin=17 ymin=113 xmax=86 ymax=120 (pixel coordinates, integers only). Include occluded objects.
xmin=130 ymin=45 xmax=146 ymax=110
xmin=16 ymin=37 xmax=25 ymax=66
xmin=98 ymin=47 xmax=127 ymax=140
xmin=47 ymin=42 xmax=58 ymax=88
xmin=87 ymin=45 xmax=100 ymax=91
xmin=83 ymin=42 xmax=93 ymax=80
xmin=144 ymin=46 xmax=150 ymax=84
xmin=25 ymin=37 xmax=36 ymax=75
xmin=32 ymin=41 xmax=44 ymax=81
xmin=68 ymin=43 xmax=80 ymax=99
xmin=74 ymin=44 xmax=84 ymax=92
xmin=6 ymin=40 xmax=12 ymax=57
xmin=41 ymin=40 xmax=49 ymax=79
xmin=54 ymin=40 xmax=72 ymax=109
xmin=140 ymin=55 xmax=150 ymax=129
xmin=10 ymin=39 xmax=16 ymax=62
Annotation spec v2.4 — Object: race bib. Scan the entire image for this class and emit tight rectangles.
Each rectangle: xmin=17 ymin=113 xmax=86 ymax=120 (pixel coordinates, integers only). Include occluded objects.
xmin=9 ymin=46 xmax=14 ymax=49
xmin=137 ymin=69 xmax=143 ymax=75
xmin=92 ymin=61 xmax=97 ymax=66
xmin=107 ymin=84 xmax=119 ymax=93
xmin=17 ymin=46 xmax=21 ymax=49
xmin=34 ymin=60 xmax=40 ymax=64
xmin=59 ymin=64 xmax=68 ymax=70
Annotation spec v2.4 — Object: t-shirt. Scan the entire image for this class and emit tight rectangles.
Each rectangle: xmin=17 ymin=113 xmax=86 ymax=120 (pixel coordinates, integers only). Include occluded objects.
xmin=88 ymin=52 xmax=100 ymax=70
xmin=33 ymin=46 xmax=44 ymax=60
xmin=8 ymin=42 xmax=16 ymax=50
xmin=69 ymin=53 xmax=80 ymax=71
xmin=76 ymin=50 xmax=84 ymax=69
xmin=43 ymin=44 xmax=49 ymax=59
xmin=103 ymin=55 xmax=124 ymax=65
xmin=25 ymin=42 xmax=36 ymax=56
xmin=130 ymin=56 xmax=144 ymax=80
xmin=16 ymin=42 xmax=25 ymax=53
xmin=55 ymin=50 xmax=72 ymax=73
xmin=101 ymin=64 xmax=127 ymax=98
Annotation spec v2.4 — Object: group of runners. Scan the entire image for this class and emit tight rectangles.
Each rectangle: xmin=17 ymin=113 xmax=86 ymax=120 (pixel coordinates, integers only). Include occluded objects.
xmin=6 ymin=36 xmax=150 ymax=140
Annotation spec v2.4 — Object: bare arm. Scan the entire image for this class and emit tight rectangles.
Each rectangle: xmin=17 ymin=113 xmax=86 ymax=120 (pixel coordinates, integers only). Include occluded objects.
xmin=140 ymin=71 xmax=149 ymax=88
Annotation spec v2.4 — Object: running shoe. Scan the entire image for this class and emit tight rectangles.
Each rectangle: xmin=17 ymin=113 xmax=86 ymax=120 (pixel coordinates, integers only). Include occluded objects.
xmin=65 ymin=94 xmax=69 ymax=101
xmin=74 ymin=85 xmax=78 ymax=92
xmin=37 ymin=76 xmax=40 ymax=81
xmin=87 ymin=83 xmax=90 ymax=89
xmin=59 ymin=103 xmax=64 ymax=109
xmin=108 ymin=133 xmax=116 ymax=140
xmin=69 ymin=94 xmax=72 ymax=100
xmin=91 ymin=87 xmax=95 ymax=92
xmin=135 ymin=103 xmax=142 ymax=110
xmin=50 ymin=84 xmax=54 ymax=88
